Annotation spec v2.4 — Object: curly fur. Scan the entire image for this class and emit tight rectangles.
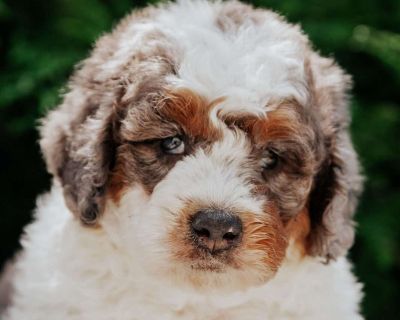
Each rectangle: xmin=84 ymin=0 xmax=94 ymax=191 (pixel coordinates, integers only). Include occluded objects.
xmin=2 ymin=1 xmax=363 ymax=319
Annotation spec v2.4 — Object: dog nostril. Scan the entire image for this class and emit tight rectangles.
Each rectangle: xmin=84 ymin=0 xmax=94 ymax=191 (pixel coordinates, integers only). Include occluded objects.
xmin=222 ymin=232 xmax=237 ymax=242
xmin=193 ymin=227 xmax=210 ymax=239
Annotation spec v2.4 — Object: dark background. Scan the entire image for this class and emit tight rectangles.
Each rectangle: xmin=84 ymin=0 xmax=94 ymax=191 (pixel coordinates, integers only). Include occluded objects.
xmin=0 ymin=0 xmax=399 ymax=318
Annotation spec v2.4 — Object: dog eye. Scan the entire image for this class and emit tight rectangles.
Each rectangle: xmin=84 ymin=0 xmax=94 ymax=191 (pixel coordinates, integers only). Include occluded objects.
xmin=160 ymin=136 xmax=185 ymax=155
xmin=261 ymin=149 xmax=279 ymax=170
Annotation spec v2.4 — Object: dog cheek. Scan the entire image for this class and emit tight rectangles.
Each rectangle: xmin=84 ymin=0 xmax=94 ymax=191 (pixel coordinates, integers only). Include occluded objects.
xmin=166 ymin=204 xmax=197 ymax=264
xmin=240 ymin=203 xmax=288 ymax=275
xmin=269 ymin=174 xmax=314 ymax=219
xmin=107 ymin=144 xmax=175 ymax=204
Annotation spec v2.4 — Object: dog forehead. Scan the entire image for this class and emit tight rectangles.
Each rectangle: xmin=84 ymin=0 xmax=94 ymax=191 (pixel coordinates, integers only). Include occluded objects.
xmin=106 ymin=1 xmax=311 ymax=117
xmin=120 ymin=85 xmax=305 ymax=147
xmin=156 ymin=0 xmax=310 ymax=113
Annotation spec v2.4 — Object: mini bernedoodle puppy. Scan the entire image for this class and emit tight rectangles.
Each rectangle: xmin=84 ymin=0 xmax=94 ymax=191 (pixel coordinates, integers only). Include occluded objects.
xmin=1 ymin=0 xmax=364 ymax=319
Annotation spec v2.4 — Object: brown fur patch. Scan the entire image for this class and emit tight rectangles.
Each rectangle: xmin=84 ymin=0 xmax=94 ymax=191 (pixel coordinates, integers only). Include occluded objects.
xmin=107 ymin=154 xmax=129 ymax=204
xmin=285 ymin=208 xmax=311 ymax=257
xmin=241 ymin=203 xmax=287 ymax=273
xmin=107 ymin=137 xmax=184 ymax=202
xmin=223 ymin=103 xmax=321 ymax=220
xmin=223 ymin=101 xmax=305 ymax=146
xmin=160 ymin=88 xmax=223 ymax=141
xmin=248 ymin=106 xmax=303 ymax=145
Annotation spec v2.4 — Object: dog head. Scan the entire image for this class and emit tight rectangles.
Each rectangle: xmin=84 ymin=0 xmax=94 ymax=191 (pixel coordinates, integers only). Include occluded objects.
xmin=39 ymin=1 xmax=362 ymax=288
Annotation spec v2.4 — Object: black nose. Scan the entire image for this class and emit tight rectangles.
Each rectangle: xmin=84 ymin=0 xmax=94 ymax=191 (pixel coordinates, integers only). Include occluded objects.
xmin=190 ymin=209 xmax=242 ymax=253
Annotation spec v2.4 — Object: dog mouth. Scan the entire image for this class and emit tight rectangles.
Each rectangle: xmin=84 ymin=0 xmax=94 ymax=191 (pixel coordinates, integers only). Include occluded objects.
xmin=185 ymin=243 xmax=240 ymax=273
xmin=190 ymin=261 xmax=226 ymax=272
xmin=189 ymin=256 xmax=229 ymax=273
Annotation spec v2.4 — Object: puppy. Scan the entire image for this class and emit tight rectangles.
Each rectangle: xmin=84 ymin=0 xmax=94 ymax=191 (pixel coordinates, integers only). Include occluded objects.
xmin=2 ymin=0 xmax=364 ymax=319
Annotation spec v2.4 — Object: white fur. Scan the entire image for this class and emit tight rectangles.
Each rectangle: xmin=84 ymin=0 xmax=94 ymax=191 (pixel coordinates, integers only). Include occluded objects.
xmin=161 ymin=0 xmax=310 ymax=112
xmin=5 ymin=185 xmax=362 ymax=320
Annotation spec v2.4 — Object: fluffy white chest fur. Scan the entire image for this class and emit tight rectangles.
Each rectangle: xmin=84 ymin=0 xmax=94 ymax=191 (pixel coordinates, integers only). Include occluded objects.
xmin=5 ymin=187 xmax=362 ymax=320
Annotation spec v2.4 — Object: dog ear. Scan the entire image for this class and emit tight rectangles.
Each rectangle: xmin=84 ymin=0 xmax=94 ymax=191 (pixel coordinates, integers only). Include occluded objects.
xmin=39 ymin=80 xmax=118 ymax=226
xmin=306 ymin=53 xmax=363 ymax=260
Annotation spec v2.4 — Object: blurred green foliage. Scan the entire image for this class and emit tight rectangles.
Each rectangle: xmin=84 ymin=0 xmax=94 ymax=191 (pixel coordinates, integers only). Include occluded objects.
xmin=0 ymin=0 xmax=399 ymax=318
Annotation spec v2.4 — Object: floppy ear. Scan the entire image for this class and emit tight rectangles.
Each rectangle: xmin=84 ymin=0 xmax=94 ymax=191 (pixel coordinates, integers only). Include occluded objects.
xmin=306 ymin=53 xmax=363 ymax=260
xmin=39 ymin=82 xmax=118 ymax=225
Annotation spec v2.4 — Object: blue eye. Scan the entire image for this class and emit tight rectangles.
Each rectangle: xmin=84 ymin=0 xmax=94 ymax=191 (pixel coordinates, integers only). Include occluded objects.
xmin=161 ymin=136 xmax=185 ymax=155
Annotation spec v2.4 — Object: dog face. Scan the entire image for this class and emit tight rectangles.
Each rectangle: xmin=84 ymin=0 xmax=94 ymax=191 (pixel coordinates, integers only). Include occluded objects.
xmin=39 ymin=1 xmax=362 ymax=288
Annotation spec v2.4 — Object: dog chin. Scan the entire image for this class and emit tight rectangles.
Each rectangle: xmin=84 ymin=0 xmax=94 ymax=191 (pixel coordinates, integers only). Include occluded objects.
xmin=164 ymin=257 xmax=274 ymax=291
